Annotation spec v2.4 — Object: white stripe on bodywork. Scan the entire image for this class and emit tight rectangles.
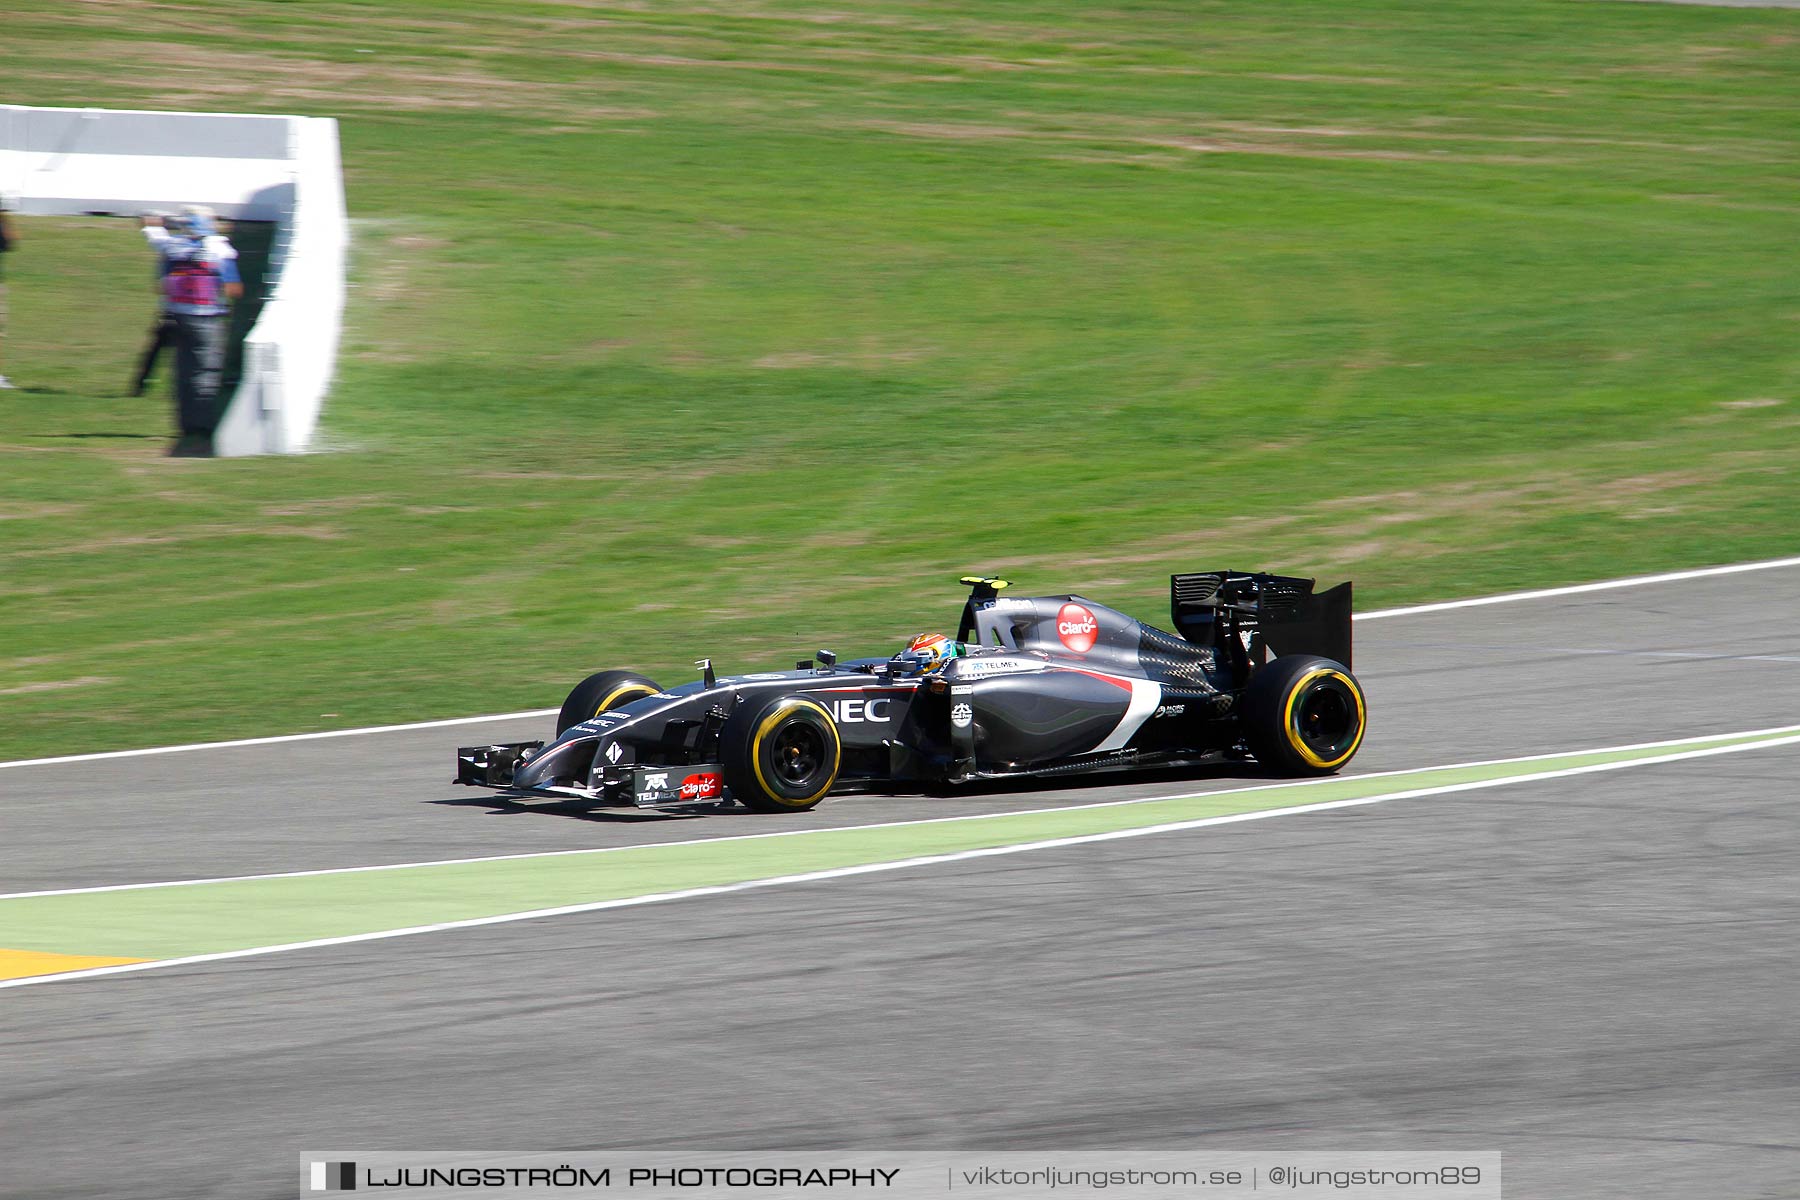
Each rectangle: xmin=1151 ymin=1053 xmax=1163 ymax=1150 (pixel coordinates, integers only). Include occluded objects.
xmin=1093 ymin=677 xmax=1162 ymax=751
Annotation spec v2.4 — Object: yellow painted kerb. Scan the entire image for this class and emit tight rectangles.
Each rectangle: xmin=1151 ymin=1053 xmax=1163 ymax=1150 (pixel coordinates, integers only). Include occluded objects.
xmin=0 ymin=948 xmax=149 ymax=982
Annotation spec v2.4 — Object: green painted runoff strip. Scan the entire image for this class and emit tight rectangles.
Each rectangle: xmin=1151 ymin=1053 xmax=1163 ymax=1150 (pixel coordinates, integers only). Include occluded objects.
xmin=4 ymin=728 xmax=1796 ymax=961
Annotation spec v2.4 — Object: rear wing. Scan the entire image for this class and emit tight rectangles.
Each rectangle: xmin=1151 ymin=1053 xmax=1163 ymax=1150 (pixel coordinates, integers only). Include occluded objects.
xmin=1170 ymin=571 xmax=1353 ymax=670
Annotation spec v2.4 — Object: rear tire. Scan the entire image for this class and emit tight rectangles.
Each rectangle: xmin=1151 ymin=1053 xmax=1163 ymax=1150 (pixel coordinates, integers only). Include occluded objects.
xmin=556 ymin=670 xmax=662 ymax=736
xmin=1241 ymin=655 xmax=1366 ymax=775
xmin=721 ymin=694 xmax=842 ymax=813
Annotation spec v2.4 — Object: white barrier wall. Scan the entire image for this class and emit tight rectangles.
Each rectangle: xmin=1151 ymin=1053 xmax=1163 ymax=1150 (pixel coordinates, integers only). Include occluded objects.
xmin=212 ymin=117 xmax=347 ymax=456
xmin=0 ymin=104 xmax=347 ymax=455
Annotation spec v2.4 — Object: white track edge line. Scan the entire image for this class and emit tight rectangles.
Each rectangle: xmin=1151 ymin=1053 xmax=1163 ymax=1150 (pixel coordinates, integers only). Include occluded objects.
xmin=0 ymin=709 xmax=560 ymax=770
xmin=1353 ymin=554 xmax=1800 ymax=620
xmin=7 ymin=729 xmax=1800 ymax=991
xmin=6 ymin=721 xmax=1798 ymax=901
xmin=5 ymin=552 xmax=1797 ymax=772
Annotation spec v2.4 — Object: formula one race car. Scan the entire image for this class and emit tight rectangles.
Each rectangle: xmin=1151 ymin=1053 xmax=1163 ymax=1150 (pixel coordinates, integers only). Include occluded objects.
xmin=455 ymin=573 xmax=1366 ymax=813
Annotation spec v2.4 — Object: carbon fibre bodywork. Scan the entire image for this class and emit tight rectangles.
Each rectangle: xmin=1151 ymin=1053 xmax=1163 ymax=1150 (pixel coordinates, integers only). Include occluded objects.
xmin=455 ymin=573 xmax=1355 ymax=810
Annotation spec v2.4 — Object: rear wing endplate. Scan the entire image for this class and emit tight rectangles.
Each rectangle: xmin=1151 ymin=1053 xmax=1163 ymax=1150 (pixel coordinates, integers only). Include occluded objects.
xmin=956 ymin=575 xmax=1012 ymax=643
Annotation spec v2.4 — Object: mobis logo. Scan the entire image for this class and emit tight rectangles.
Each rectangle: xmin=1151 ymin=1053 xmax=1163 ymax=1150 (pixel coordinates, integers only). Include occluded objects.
xmin=1056 ymin=603 xmax=1099 ymax=653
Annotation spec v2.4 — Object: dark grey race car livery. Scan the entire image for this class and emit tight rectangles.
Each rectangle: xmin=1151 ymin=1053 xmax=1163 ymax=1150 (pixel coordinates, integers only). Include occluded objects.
xmin=455 ymin=573 xmax=1367 ymax=814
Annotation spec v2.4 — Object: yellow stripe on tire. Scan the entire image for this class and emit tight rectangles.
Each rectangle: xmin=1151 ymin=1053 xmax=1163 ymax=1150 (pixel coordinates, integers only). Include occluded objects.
xmin=1282 ymin=668 xmax=1366 ymax=770
xmin=750 ymin=698 xmax=841 ymax=807
xmin=593 ymin=683 xmax=656 ymax=718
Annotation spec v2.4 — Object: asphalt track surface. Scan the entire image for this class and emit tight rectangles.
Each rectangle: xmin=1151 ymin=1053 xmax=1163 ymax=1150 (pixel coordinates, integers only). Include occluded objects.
xmin=4 ymin=566 xmax=1800 ymax=1198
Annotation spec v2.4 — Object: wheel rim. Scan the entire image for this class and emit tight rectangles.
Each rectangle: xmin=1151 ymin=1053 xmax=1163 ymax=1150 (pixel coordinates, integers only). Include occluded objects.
xmin=1291 ymin=678 xmax=1359 ymax=763
xmin=770 ymin=721 xmax=827 ymax=788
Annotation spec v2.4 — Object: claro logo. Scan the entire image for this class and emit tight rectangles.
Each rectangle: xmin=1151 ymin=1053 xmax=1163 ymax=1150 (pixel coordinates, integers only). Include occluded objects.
xmin=1056 ymin=602 xmax=1100 ymax=653
xmin=680 ymin=772 xmax=723 ymax=800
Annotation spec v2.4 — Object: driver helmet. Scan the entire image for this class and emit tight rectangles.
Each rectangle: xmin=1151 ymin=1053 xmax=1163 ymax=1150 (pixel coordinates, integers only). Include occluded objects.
xmin=181 ymin=205 xmax=217 ymax=238
xmin=904 ymin=632 xmax=958 ymax=673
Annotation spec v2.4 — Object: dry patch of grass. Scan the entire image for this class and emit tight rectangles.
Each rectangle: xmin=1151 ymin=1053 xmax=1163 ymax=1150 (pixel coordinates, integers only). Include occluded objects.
xmin=0 ymin=676 xmax=115 ymax=697
xmin=753 ymin=344 xmax=930 ymax=369
xmin=10 ymin=523 xmax=347 ymax=558
xmin=58 ymin=38 xmax=647 ymax=119
xmin=857 ymin=117 xmax=1575 ymax=166
xmin=0 ymin=502 xmax=85 ymax=521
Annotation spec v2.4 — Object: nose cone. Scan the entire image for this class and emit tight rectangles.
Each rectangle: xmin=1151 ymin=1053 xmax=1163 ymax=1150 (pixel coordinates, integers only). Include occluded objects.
xmin=512 ymin=734 xmax=600 ymax=790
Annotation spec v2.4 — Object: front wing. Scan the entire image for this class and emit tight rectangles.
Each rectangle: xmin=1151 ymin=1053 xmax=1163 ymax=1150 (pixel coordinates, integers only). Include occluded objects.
xmin=455 ymin=741 xmax=727 ymax=810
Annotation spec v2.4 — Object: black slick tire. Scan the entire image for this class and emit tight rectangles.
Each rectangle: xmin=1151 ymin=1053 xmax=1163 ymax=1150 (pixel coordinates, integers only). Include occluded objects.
xmin=1241 ymin=654 xmax=1367 ymax=775
xmin=556 ymin=670 xmax=662 ymax=736
xmin=720 ymin=694 xmax=842 ymax=813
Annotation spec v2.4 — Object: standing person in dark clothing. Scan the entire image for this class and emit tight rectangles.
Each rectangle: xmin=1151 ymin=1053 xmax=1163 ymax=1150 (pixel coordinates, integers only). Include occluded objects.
xmin=130 ymin=311 xmax=176 ymax=397
xmin=141 ymin=206 xmax=241 ymax=453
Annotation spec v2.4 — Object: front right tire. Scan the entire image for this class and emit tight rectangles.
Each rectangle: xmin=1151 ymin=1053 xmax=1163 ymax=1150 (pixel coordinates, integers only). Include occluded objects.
xmin=555 ymin=669 xmax=662 ymax=736
xmin=720 ymin=694 xmax=842 ymax=813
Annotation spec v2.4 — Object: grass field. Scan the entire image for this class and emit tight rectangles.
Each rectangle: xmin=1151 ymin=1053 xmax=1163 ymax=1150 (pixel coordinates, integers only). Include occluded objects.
xmin=2 ymin=0 xmax=1797 ymax=760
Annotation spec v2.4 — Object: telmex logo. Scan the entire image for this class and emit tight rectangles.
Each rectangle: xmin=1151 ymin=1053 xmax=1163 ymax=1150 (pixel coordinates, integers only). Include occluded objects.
xmin=1057 ymin=602 xmax=1099 ymax=653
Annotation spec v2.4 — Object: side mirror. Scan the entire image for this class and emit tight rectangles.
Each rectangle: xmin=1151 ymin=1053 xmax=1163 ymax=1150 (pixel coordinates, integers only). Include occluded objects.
xmin=816 ymin=649 xmax=837 ymax=667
